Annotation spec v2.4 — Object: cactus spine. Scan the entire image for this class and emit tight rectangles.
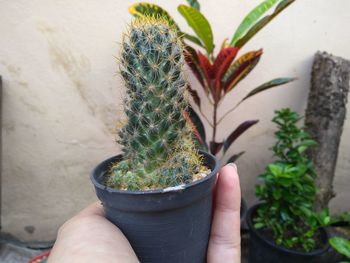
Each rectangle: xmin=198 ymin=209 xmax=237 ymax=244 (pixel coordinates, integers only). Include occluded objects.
xmin=108 ymin=17 xmax=205 ymax=191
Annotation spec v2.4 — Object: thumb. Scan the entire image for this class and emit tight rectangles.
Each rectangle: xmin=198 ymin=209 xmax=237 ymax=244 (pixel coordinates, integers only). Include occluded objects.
xmin=207 ymin=163 xmax=241 ymax=263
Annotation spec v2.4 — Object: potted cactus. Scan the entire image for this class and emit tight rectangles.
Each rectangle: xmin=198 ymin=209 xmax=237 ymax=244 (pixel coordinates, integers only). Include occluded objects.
xmin=90 ymin=17 xmax=219 ymax=263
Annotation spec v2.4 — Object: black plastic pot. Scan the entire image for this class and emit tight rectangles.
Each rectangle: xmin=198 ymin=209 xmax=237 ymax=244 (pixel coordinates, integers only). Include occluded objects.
xmin=90 ymin=151 xmax=220 ymax=263
xmin=247 ymin=204 xmax=330 ymax=263
xmin=240 ymin=197 xmax=248 ymax=225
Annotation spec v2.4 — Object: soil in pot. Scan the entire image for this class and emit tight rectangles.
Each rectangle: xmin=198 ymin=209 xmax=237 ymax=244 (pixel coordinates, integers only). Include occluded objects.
xmin=247 ymin=204 xmax=330 ymax=263
xmin=91 ymin=151 xmax=220 ymax=263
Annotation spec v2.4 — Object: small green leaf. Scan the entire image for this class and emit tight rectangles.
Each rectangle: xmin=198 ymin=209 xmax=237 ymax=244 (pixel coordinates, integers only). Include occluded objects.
xmin=186 ymin=0 xmax=200 ymax=10
xmin=268 ymin=164 xmax=282 ymax=176
xmin=323 ymin=216 xmax=331 ymax=225
xmin=182 ymin=32 xmax=204 ymax=47
xmin=254 ymin=222 xmax=265 ymax=229
xmin=230 ymin=0 xmax=279 ymax=46
xmin=299 ymin=139 xmax=317 ymax=148
xmin=297 ymin=145 xmax=307 ymax=154
xmin=329 ymin=237 xmax=350 ymax=259
xmin=178 ymin=4 xmax=214 ymax=54
xmin=272 ymin=189 xmax=282 ymax=200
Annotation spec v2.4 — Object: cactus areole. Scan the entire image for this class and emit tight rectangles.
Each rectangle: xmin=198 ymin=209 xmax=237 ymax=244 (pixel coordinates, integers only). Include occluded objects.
xmin=90 ymin=17 xmax=220 ymax=263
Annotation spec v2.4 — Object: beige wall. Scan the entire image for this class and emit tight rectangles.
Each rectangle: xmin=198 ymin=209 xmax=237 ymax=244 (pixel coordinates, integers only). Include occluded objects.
xmin=0 ymin=0 xmax=349 ymax=241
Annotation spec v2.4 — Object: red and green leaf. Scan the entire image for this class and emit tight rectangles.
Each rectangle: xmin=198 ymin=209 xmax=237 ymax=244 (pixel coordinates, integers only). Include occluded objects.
xmin=197 ymin=51 xmax=217 ymax=98
xmin=223 ymin=120 xmax=259 ymax=153
xmin=185 ymin=107 xmax=208 ymax=150
xmin=210 ymin=141 xmax=224 ymax=155
xmin=213 ymin=47 xmax=239 ymax=72
xmin=129 ymin=3 xmax=180 ymax=31
xmin=184 ymin=46 xmax=206 ymax=88
xmin=226 ymin=151 xmax=245 ymax=163
xmin=198 ymin=51 xmax=214 ymax=79
xmin=235 ymin=0 xmax=295 ymax=48
xmin=187 ymin=84 xmax=201 ymax=108
xmin=224 ymin=49 xmax=263 ymax=93
xmin=241 ymin=77 xmax=296 ymax=102
xmin=213 ymin=47 xmax=239 ymax=98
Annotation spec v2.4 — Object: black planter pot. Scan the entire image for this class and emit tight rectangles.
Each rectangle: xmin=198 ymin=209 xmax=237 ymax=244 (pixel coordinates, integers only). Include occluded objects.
xmin=247 ymin=204 xmax=330 ymax=263
xmin=240 ymin=197 xmax=248 ymax=225
xmin=90 ymin=151 xmax=220 ymax=263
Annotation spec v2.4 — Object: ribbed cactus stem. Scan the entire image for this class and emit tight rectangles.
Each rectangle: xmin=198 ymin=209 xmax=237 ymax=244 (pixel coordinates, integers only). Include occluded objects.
xmin=108 ymin=17 xmax=205 ymax=190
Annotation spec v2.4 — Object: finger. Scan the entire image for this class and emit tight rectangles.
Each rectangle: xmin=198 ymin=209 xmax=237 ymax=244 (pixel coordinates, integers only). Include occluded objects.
xmin=207 ymin=163 xmax=241 ymax=263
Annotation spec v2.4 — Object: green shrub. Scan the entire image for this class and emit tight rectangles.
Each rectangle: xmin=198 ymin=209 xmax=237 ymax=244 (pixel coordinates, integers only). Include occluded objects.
xmin=254 ymin=108 xmax=330 ymax=252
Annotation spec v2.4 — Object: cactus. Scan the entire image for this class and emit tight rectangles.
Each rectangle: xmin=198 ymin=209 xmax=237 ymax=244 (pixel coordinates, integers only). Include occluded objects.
xmin=108 ymin=17 xmax=206 ymax=191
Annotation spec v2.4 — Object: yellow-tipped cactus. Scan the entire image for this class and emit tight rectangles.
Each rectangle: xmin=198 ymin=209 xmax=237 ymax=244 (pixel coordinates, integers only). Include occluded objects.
xmin=108 ymin=17 xmax=205 ymax=190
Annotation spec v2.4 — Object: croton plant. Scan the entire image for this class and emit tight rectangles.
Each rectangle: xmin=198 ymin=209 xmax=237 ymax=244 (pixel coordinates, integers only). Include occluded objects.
xmin=129 ymin=0 xmax=296 ymax=162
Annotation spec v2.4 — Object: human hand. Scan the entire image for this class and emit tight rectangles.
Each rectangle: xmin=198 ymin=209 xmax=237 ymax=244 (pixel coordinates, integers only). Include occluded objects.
xmin=48 ymin=202 xmax=139 ymax=263
xmin=208 ymin=163 xmax=241 ymax=263
xmin=48 ymin=164 xmax=241 ymax=263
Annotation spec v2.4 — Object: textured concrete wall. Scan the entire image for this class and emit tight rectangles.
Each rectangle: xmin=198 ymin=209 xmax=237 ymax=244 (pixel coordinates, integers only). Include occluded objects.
xmin=0 ymin=0 xmax=349 ymax=241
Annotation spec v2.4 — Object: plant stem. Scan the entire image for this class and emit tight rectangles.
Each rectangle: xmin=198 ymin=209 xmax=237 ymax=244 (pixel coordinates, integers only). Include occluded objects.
xmin=199 ymin=108 xmax=214 ymax=127
xmin=217 ymin=100 xmax=242 ymax=124
xmin=212 ymin=101 xmax=218 ymax=144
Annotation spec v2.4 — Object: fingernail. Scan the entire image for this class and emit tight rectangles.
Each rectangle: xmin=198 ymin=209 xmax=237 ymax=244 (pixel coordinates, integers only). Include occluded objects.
xmin=227 ymin=162 xmax=237 ymax=172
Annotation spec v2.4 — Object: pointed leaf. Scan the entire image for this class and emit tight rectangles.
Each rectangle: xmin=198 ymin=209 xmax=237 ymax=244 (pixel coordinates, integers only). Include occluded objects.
xmin=241 ymin=77 xmax=295 ymax=102
xmin=182 ymin=32 xmax=204 ymax=48
xmin=210 ymin=141 xmax=224 ymax=155
xmin=178 ymin=5 xmax=214 ymax=53
xmin=220 ymin=38 xmax=229 ymax=50
xmin=223 ymin=120 xmax=259 ymax=153
xmin=224 ymin=50 xmax=263 ymax=93
xmin=214 ymin=47 xmax=239 ymax=98
xmin=226 ymin=151 xmax=245 ymax=163
xmin=197 ymin=52 xmax=215 ymax=98
xmin=187 ymin=84 xmax=201 ymax=108
xmin=198 ymin=52 xmax=214 ymax=78
xmin=224 ymin=50 xmax=263 ymax=80
xmin=213 ymin=47 xmax=240 ymax=74
xmin=187 ymin=106 xmax=208 ymax=150
xmin=329 ymin=237 xmax=350 ymax=259
xmin=129 ymin=3 xmax=180 ymax=31
xmin=230 ymin=0 xmax=279 ymax=46
xmin=184 ymin=46 xmax=206 ymax=88
xmin=235 ymin=0 xmax=295 ymax=48
xmin=186 ymin=0 xmax=200 ymax=10
xmin=183 ymin=110 xmax=203 ymax=145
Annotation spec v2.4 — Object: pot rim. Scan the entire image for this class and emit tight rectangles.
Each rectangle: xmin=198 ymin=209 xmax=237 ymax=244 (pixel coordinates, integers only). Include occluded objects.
xmin=247 ymin=203 xmax=330 ymax=256
xmin=90 ymin=150 xmax=220 ymax=195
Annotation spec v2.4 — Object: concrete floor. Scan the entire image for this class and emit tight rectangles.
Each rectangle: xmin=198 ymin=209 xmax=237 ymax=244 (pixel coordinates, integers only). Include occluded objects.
xmin=0 ymin=241 xmax=246 ymax=263
xmin=0 ymin=242 xmax=46 ymax=263
xmin=0 ymin=233 xmax=52 ymax=263
xmin=0 ymin=230 xmax=343 ymax=263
